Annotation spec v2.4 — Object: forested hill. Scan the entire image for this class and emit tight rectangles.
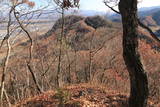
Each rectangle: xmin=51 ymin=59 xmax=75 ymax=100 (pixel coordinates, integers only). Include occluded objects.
xmin=8 ymin=15 xmax=160 ymax=107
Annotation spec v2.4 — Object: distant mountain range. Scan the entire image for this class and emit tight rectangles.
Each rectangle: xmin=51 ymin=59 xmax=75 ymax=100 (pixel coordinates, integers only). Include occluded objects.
xmin=139 ymin=6 xmax=160 ymax=13
xmin=1 ymin=6 xmax=159 ymax=22
xmin=73 ymin=6 xmax=160 ymax=17
xmin=66 ymin=9 xmax=107 ymax=16
xmin=109 ymin=6 xmax=160 ymax=25
xmin=1 ymin=6 xmax=160 ymax=36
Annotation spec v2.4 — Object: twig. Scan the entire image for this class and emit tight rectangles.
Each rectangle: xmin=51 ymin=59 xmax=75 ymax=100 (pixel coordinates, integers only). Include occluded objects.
xmin=104 ymin=1 xmax=160 ymax=44
xmin=0 ymin=7 xmax=12 ymax=106
xmin=104 ymin=1 xmax=120 ymax=14
xmin=13 ymin=6 xmax=42 ymax=93
xmin=4 ymin=89 xmax=11 ymax=107
xmin=138 ymin=19 xmax=160 ymax=43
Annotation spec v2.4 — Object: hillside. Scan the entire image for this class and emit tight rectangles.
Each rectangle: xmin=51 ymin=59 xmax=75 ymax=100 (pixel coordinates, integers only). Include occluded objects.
xmin=141 ymin=9 xmax=160 ymax=27
xmin=0 ymin=15 xmax=160 ymax=107
xmin=14 ymin=84 xmax=129 ymax=107
xmin=110 ymin=7 xmax=160 ymax=33
xmin=14 ymin=84 xmax=160 ymax=107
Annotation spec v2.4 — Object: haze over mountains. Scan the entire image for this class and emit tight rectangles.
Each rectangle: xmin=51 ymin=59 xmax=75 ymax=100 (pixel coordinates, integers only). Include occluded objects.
xmin=38 ymin=6 xmax=160 ymax=37
xmin=1 ymin=6 xmax=160 ymax=38
xmin=21 ymin=6 xmax=160 ymax=27
xmin=109 ymin=6 xmax=160 ymax=22
xmin=1 ymin=6 xmax=160 ymax=22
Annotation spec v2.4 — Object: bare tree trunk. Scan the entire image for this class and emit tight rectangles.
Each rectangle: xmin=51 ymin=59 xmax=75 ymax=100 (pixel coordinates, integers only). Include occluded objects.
xmin=88 ymin=31 xmax=95 ymax=82
xmin=0 ymin=8 xmax=12 ymax=106
xmin=4 ymin=89 xmax=11 ymax=107
xmin=0 ymin=38 xmax=11 ymax=106
xmin=65 ymin=50 xmax=71 ymax=84
xmin=27 ymin=64 xmax=43 ymax=93
xmin=74 ymin=50 xmax=77 ymax=83
xmin=13 ymin=8 xmax=42 ymax=93
xmin=56 ymin=8 xmax=65 ymax=88
xmin=89 ymin=46 xmax=93 ymax=82
xmin=119 ymin=0 xmax=149 ymax=106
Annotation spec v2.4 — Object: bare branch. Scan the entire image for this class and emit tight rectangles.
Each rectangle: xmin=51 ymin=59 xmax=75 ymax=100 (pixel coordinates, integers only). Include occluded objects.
xmin=4 ymin=89 xmax=11 ymax=107
xmin=104 ymin=1 xmax=160 ymax=44
xmin=0 ymin=8 xmax=13 ymax=50
xmin=104 ymin=1 xmax=120 ymax=14
xmin=26 ymin=63 xmax=43 ymax=93
xmin=13 ymin=7 xmax=33 ymax=62
xmin=138 ymin=19 xmax=160 ymax=43
xmin=13 ymin=5 xmax=43 ymax=93
xmin=92 ymin=40 xmax=106 ymax=56
xmin=0 ymin=9 xmax=12 ymax=105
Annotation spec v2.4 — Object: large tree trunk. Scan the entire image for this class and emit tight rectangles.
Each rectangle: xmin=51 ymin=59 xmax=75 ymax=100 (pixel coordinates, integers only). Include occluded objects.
xmin=119 ymin=0 xmax=149 ymax=106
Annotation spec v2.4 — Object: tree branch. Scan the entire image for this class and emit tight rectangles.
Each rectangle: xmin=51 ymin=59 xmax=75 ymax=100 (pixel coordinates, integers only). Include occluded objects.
xmin=104 ymin=1 xmax=160 ymax=44
xmin=138 ymin=19 xmax=160 ymax=43
xmin=13 ymin=5 xmax=43 ymax=93
xmin=104 ymin=1 xmax=120 ymax=14
xmin=26 ymin=63 xmax=43 ymax=93
xmin=0 ymin=8 xmax=13 ymax=49
xmin=13 ymin=7 xmax=33 ymax=62
xmin=0 ymin=7 xmax=12 ymax=106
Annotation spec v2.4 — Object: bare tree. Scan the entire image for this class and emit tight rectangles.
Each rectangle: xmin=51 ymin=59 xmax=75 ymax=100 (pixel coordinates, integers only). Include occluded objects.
xmin=53 ymin=0 xmax=79 ymax=88
xmin=13 ymin=4 xmax=43 ymax=93
xmin=0 ymin=7 xmax=12 ymax=107
xmin=0 ymin=2 xmax=46 ymax=105
xmin=88 ymin=30 xmax=106 ymax=82
xmin=57 ymin=8 xmax=64 ymax=88
xmin=104 ymin=0 xmax=160 ymax=106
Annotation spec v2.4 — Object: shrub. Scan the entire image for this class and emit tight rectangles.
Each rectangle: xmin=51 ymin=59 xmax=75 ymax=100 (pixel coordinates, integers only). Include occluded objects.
xmin=52 ymin=15 xmax=84 ymax=31
xmin=84 ymin=15 xmax=112 ymax=29
xmin=54 ymin=88 xmax=71 ymax=106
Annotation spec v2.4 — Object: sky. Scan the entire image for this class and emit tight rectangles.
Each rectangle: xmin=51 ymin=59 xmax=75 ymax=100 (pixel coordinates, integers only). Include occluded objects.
xmin=79 ymin=0 xmax=160 ymax=12
xmin=30 ymin=0 xmax=160 ymax=12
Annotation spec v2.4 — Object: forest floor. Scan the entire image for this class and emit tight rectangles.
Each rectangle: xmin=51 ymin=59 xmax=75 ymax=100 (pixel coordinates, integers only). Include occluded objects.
xmin=14 ymin=84 xmax=157 ymax=107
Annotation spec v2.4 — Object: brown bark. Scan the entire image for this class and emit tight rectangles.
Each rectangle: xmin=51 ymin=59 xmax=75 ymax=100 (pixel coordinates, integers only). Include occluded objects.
xmin=13 ymin=7 xmax=42 ymax=93
xmin=0 ymin=8 xmax=12 ymax=106
xmin=119 ymin=0 xmax=149 ymax=106
xmin=56 ymin=8 xmax=65 ymax=88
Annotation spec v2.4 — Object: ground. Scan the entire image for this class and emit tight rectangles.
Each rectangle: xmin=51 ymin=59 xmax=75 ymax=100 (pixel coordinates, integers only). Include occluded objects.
xmin=14 ymin=84 xmax=158 ymax=107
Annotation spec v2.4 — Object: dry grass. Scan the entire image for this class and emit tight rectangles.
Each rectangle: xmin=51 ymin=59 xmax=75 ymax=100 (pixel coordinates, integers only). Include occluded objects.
xmin=14 ymin=84 xmax=129 ymax=107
